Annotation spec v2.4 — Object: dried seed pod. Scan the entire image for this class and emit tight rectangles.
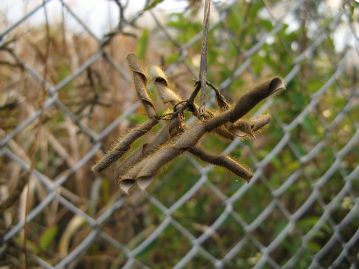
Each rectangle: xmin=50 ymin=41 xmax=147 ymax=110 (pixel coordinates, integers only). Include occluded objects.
xmin=205 ymin=77 xmax=284 ymax=131
xmin=229 ymin=77 xmax=284 ymax=123
xmin=126 ymin=53 xmax=157 ymax=118
xmin=121 ymin=77 xmax=284 ymax=190
xmin=92 ymin=118 xmax=158 ymax=173
xmin=229 ymin=119 xmax=255 ymax=138
xmin=150 ymin=66 xmax=182 ymax=106
xmin=115 ymin=116 xmax=183 ymax=180
xmin=118 ymin=163 xmax=142 ymax=194
xmin=136 ymin=146 xmax=180 ymax=190
xmin=250 ymin=114 xmax=271 ymax=132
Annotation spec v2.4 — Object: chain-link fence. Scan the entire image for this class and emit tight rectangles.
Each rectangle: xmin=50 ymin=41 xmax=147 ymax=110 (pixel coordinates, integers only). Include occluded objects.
xmin=1 ymin=0 xmax=359 ymax=268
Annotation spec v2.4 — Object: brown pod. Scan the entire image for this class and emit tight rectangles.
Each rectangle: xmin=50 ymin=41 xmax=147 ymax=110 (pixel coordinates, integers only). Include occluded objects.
xmin=126 ymin=53 xmax=157 ymax=118
xmin=136 ymin=147 xmax=180 ymax=190
xmin=115 ymin=117 xmax=182 ymax=179
xmin=229 ymin=77 xmax=284 ymax=123
xmin=118 ymin=160 xmax=144 ymax=194
xmin=92 ymin=118 xmax=158 ymax=173
xmin=150 ymin=66 xmax=182 ymax=106
xmin=205 ymin=77 xmax=284 ymax=132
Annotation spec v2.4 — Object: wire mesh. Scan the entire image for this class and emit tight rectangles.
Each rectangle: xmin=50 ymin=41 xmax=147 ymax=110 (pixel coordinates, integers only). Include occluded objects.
xmin=0 ymin=0 xmax=358 ymax=268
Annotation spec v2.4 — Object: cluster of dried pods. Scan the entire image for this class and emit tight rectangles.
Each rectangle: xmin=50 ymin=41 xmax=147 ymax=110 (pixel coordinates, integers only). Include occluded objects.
xmin=92 ymin=53 xmax=285 ymax=194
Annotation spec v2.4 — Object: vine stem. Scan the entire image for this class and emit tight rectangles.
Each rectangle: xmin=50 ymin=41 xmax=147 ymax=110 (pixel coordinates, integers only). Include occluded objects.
xmin=199 ymin=0 xmax=211 ymax=116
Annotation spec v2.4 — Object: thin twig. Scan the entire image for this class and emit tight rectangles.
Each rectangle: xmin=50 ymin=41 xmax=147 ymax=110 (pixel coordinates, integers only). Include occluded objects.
xmin=199 ymin=0 xmax=211 ymax=115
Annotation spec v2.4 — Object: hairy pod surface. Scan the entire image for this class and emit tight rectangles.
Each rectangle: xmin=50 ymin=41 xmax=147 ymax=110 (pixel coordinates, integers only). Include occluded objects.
xmin=126 ymin=53 xmax=157 ymax=118
xmin=92 ymin=118 xmax=158 ymax=173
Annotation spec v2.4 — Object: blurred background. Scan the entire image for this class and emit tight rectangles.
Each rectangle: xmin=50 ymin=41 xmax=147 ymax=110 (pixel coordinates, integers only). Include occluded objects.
xmin=0 ymin=0 xmax=358 ymax=268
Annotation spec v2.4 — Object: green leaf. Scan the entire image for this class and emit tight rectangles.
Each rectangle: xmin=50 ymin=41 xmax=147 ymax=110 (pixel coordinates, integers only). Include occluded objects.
xmin=137 ymin=29 xmax=149 ymax=60
xmin=144 ymin=0 xmax=165 ymax=11
xmin=40 ymin=226 xmax=58 ymax=250
xmin=307 ymin=240 xmax=321 ymax=252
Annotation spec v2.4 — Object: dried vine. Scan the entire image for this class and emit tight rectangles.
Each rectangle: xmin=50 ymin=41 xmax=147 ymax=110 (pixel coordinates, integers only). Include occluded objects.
xmin=93 ymin=53 xmax=284 ymax=194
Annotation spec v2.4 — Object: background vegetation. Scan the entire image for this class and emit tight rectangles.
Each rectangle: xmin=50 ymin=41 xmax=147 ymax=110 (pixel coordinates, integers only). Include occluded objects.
xmin=1 ymin=0 xmax=358 ymax=268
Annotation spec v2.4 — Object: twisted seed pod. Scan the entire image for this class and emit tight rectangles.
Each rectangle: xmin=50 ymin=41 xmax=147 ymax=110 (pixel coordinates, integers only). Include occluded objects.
xmin=126 ymin=53 xmax=156 ymax=118
xmin=150 ymin=66 xmax=182 ymax=106
xmin=120 ymin=77 xmax=284 ymax=190
xmin=116 ymin=117 xmax=183 ymax=193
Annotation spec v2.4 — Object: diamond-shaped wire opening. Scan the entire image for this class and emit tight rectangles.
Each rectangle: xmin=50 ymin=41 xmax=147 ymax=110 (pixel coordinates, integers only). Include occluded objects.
xmin=233 ymin=180 xmax=273 ymax=224
xmin=200 ymin=214 xmax=246 ymax=259
xmin=223 ymin=236 xmax=262 ymax=268
xmin=296 ymin=112 xmax=326 ymax=153
xmin=253 ymin=118 xmax=286 ymax=159
xmin=296 ymin=199 xmax=324 ymax=234
xmin=55 ymin=56 xmax=135 ymax=135
xmin=0 ymin=152 xmax=29 ymax=190
xmin=250 ymin=205 xmax=289 ymax=247
xmin=291 ymin=247 xmax=319 ymax=268
xmin=341 ymin=142 xmax=359 ymax=175
xmin=0 ymin=154 xmax=52 ymax=220
xmin=0 ymin=69 xmax=50 ymax=136
xmin=318 ymin=171 xmax=345 ymax=205
xmin=268 ymin=225 xmax=303 ymax=266
xmin=181 ymin=252 xmax=215 ymax=269
xmin=318 ymin=237 xmax=346 ymax=268
xmin=172 ymin=184 xmax=225 ymax=238
xmin=328 ymin=258 xmax=352 ymax=269
xmin=326 ymin=112 xmax=357 ymax=153
xmin=263 ymin=145 xmax=301 ymax=190
xmin=277 ymin=174 xmax=313 ymax=214
xmin=83 ymin=179 xmax=124 ymax=218
xmin=301 ymin=146 xmax=336 ymax=180
xmin=149 ymin=154 xmax=200 ymax=208
xmin=207 ymin=165 xmax=248 ymax=198
xmin=136 ymin=224 xmax=192 ymax=268
xmin=8 ymin=104 xmax=92 ymax=181
xmin=274 ymin=78 xmax=311 ymax=125
xmin=102 ymin=196 xmax=164 ymax=247
xmin=338 ymin=210 xmax=359 ymax=243
xmin=346 ymin=242 xmax=359 ymax=266
xmin=305 ymin=220 xmax=334 ymax=254
xmin=317 ymin=86 xmax=349 ymax=125
xmin=71 ymin=236 xmax=129 ymax=268
xmin=250 ymin=33 xmax=296 ymax=76
xmin=20 ymin=198 xmax=91 ymax=266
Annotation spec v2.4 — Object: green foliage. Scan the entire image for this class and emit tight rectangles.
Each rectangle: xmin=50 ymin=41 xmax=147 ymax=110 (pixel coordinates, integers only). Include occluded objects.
xmin=39 ymin=226 xmax=58 ymax=251
xmin=144 ymin=0 xmax=165 ymax=11
xmin=137 ymin=29 xmax=149 ymax=61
